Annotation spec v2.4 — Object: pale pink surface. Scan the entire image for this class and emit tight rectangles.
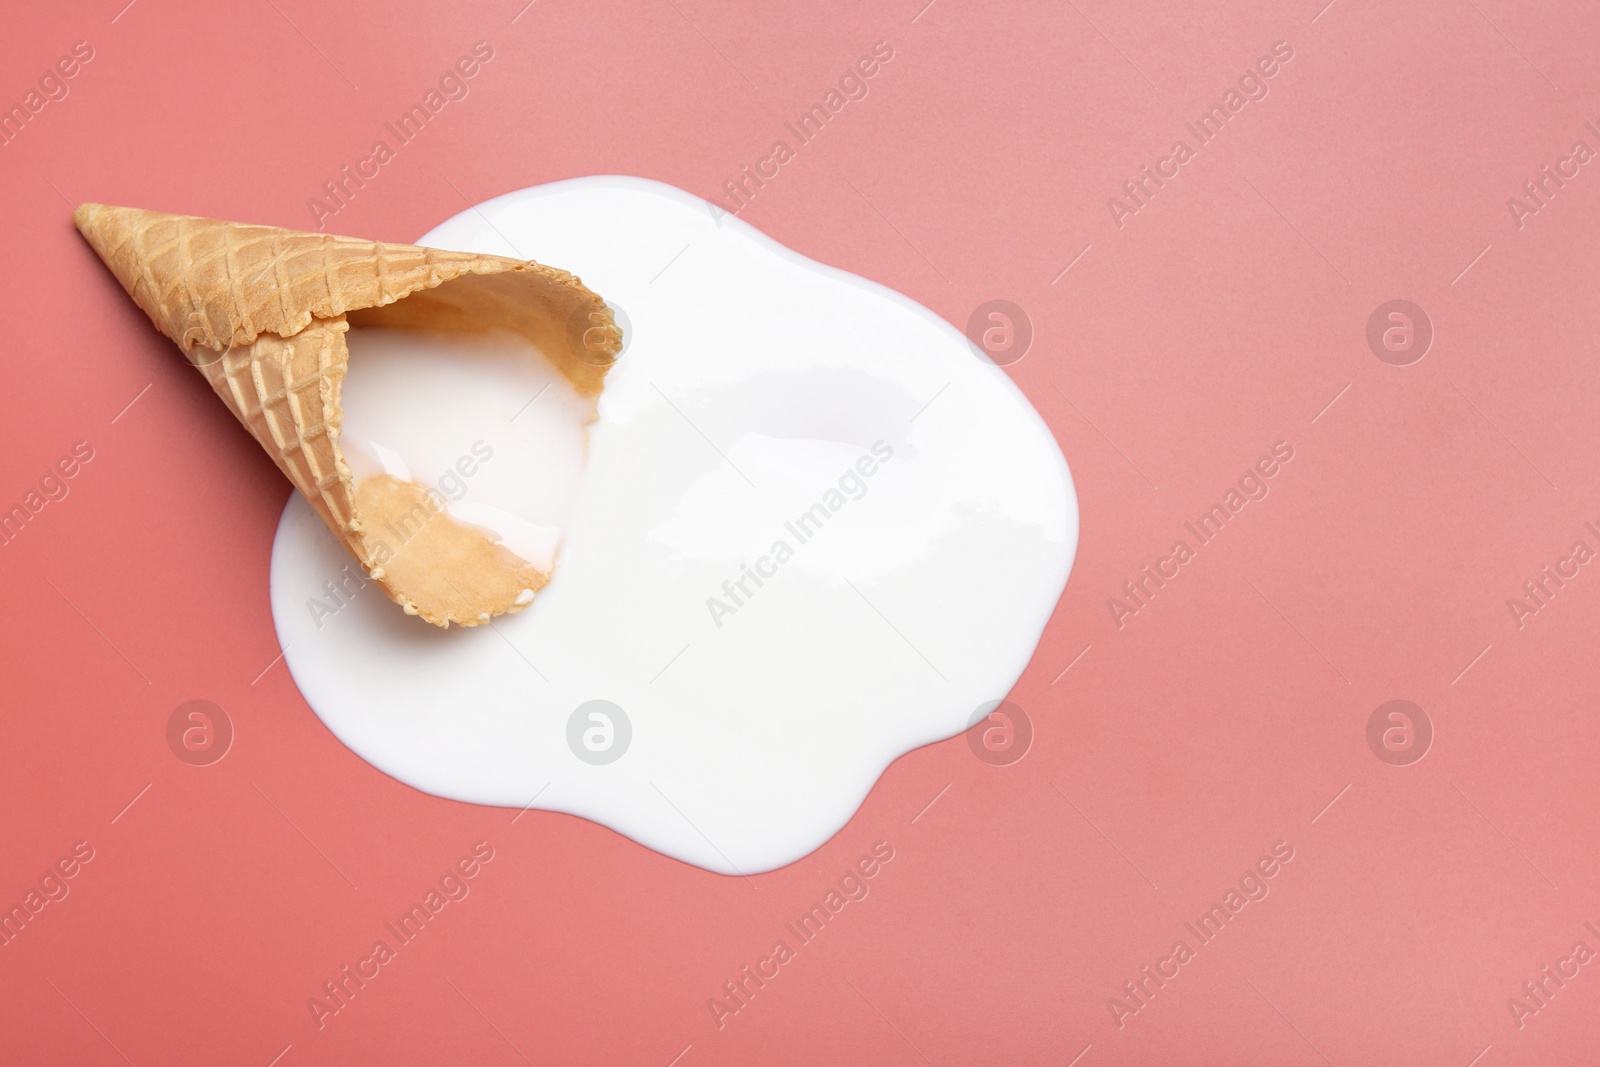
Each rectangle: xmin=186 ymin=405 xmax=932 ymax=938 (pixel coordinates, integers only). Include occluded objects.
xmin=1 ymin=1 xmax=1598 ymax=1063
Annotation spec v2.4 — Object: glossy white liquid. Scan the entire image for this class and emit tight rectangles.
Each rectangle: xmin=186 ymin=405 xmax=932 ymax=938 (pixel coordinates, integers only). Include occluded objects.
xmin=340 ymin=326 xmax=594 ymax=573
xmin=270 ymin=176 xmax=1077 ymax=875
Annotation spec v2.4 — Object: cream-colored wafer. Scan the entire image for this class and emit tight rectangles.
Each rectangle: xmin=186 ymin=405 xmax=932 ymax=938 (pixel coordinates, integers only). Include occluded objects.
xmin=74 ymin=203 xmax=620 ymax=627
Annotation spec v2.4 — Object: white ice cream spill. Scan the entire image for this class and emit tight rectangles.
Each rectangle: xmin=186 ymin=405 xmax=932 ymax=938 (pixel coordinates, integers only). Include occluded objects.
xmin=339 ymin=326 xmax=593 ymax=574
xmin=270 ymin=176 xmax=1077 ymax=875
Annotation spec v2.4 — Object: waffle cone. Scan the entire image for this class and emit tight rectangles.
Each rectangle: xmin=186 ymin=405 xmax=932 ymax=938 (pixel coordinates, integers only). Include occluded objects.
xmin=73 ymin=203 xmax=621 ymax=628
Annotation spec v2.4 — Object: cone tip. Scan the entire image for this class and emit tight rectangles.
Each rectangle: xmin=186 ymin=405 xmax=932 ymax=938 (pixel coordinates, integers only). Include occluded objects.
xmin=72 ymin=202 xmax=103 ymax=236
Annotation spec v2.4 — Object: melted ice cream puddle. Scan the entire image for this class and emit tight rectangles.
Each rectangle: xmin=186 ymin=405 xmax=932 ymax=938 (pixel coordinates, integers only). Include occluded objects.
xmin=270 ymin=176 xmax=1077 ymax=874
xmin=340 ymin=326 xmax=594 ymax=575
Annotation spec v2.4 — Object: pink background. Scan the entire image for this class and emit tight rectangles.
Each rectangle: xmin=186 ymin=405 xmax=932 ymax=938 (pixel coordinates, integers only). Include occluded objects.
xmin=3 ymin=0 xmax=1599 ymax=1063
